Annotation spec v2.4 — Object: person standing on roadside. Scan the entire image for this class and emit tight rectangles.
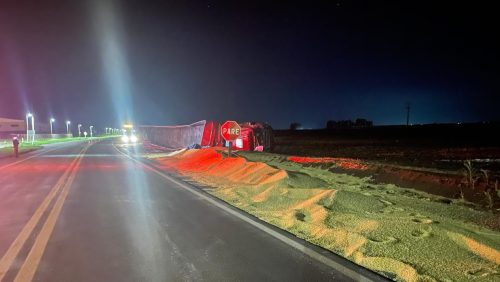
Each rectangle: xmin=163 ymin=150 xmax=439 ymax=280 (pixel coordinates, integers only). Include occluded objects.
xmin=12 ymin=136 xmax=19 ymax=158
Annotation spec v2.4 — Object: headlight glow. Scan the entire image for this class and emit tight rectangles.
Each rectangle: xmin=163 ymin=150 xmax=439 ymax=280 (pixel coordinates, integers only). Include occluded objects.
xmin=121 ymin=135 xmax=129 ymax=143
xmin=130 ymin=135 xmax=138 ymax=143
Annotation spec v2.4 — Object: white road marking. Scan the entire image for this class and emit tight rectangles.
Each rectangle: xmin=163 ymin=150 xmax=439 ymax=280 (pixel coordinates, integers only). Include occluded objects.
xmin=112 ymin=143 xmax=381 ymax=282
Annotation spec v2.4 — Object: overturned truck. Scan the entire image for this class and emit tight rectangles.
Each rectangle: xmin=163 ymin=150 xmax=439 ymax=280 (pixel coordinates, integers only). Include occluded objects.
xmin=139 ymin=120 xmax=273 ymax=151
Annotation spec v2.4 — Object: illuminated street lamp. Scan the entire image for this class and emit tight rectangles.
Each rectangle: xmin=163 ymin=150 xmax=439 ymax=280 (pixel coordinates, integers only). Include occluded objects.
xmin=26 ymin=113 xmax=31 ymax=142
xmin=50 ymin=118 xmax=55 ymax=135
xmin=78 ymin=124 xmax=82 ymax=137
xmin=66 ymin=121 xmax=71 ymax=134
xmin=26 ymin=113 xmax=35 ymax=143
xmin=90 ymin=126 xmax=94 ymax=137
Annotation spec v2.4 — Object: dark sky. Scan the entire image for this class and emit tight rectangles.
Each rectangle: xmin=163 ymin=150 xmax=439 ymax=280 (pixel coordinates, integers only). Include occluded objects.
xmin=0 ymin=1 xmax=498 ymax=129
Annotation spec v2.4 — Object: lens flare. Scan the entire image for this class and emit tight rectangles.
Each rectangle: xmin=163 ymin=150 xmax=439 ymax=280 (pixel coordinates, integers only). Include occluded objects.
xmin=91 ymin=0 xmax=134 ymax=125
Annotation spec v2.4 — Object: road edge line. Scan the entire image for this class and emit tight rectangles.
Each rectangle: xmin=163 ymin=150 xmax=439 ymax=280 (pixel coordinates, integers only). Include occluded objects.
xmin=13 ymin=143 xmax=91 ymax=282
xmin=0 ymin=145 xmax=86 ymax=281
xmin=113 ymin=144 xmax=388 ymax=282
xmin=0 ymin=147 xmax=60 ymax=170
xmin=0 ymin=139 xmax=89 ymax=171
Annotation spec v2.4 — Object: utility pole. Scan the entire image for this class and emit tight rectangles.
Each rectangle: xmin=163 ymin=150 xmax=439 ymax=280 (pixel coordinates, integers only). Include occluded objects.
xmin=405 ymin=102 xmax=411 ymax=126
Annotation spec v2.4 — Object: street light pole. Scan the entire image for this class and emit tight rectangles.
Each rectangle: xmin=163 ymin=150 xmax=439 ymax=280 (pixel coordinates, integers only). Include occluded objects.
xmin=31 ymin=114 xmax=35 ymax=143
xmin=26 ymin=113 xmax=30 ymax=143
xmin=50 ymin=118 xmax=55 ymax=135
xmin=66 ymin=121 xmax=71 ymax=135
xmin=26 ymin=113 xmax=35 ymax=144
xmin=78 ymin=124 xmax=82 ymax=137
xmin=90 ymin=126 xmax=94 ymax=137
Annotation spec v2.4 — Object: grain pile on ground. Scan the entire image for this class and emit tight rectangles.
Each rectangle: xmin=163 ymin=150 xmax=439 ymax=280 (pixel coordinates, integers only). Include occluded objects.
xmin=150 ymin=148 xmax=500 ymax=282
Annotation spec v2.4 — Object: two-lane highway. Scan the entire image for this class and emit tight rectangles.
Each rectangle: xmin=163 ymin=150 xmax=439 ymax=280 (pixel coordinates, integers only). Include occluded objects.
xmin=0 ymin=139 xmax=356 ymax=281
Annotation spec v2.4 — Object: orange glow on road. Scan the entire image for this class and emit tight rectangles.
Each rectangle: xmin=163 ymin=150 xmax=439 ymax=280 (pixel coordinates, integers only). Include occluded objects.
xmin=1 ymin=163 xmax=72 ymax=173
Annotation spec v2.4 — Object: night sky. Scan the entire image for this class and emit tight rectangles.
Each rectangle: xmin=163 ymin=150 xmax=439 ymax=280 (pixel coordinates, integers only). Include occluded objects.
xmin=0 ymin=1 xmax=498 ymax=130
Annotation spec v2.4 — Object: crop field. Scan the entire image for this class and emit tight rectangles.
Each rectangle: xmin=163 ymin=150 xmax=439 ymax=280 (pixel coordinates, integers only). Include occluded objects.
xmin=274 ymin=126 xmax=500 ymax=205
xmin=146 ymin=148 xmax=500 ymax=282
xmin=274 ymin=127 xmax=500 ymax=171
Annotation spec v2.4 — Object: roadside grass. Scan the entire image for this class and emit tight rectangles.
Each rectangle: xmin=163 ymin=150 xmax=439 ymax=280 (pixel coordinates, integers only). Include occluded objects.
xmin=0 ymin=136 xmax=115 ymax=158
xmin=27 ymin=135 xmax=113 ymax=146
xmin=0 ymin=144 xmax=41 ymax=158
xmin=150 ymin=148 xmax=500 ymax=282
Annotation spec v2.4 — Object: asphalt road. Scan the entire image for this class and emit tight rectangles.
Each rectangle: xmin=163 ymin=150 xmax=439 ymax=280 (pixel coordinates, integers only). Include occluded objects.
xmin=0 ymin=139 xmax=356 ymax=281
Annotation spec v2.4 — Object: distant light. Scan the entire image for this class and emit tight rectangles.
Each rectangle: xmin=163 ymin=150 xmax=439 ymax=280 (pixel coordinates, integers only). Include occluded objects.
xmin=50 ymin=118 xmax=55 ymax=122
xmin=123 ymin=124 xmax=133 ymax=129
xmin=121 ymin=135 xmax=129 ymax=143
xmin=27 ymin=113 xmax=33 ymax=117
xmin=66 ymin=121 xmax=71 ymax=124
xmin=130 ymin=135 xmax=138 ymax=143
